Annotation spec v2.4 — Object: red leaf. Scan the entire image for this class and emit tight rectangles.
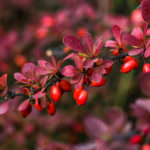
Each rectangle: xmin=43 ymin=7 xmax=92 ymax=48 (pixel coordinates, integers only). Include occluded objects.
xmin=32 ymin=91 xmax=46 ymax=99
xmin=70 ymin=74 xmax=82 ymax=84
xmin=38 ymin=60 xmax=47 ymax=67
xmin=92 ymin=68 xmax=102 ymax=82
xmin=93 ymin=37 xmax=103 ymax=56
xmin=36 ymin=66 xmax=49 ymax=75
xmin=144 ymin=46 xmax=150 ymax=58
xmin=123 ymin=33 xmax=141 ymax=46
xmin=18 ymin=99 xmax=30 ymax=111
xmin=141 ymin=0 xmax=150 ymax=22
xmin=14 ymin=73 xmax=28 ymax=84
xmin=50 ymin=56 xmax=56 ymax=67
xmin=62 ymin=65 xmax=77 ymax=77
xmin=102 ymin=60 xmax=113 ymax=68
xmin=75 ymin=56 xmax=83 ymax=70
xmin=83 ymin=32 xmax=93 ymax=51
xmin=84 ymin=116 xmax=109 ymax=139
xmin=75 ymin=75 xmax=83 ymax=89
xmin=41 ymin=75 xmax=48 ymax=87
xmin=21 ymin=63 xmax=36 ymax=80
xmin=112 ymin=25 xmax=121 ymax=42
xmin=0 ymin=101 xmax=9 ymax=115
xmin=83 ymin=59 xmax=94 ymax=69
xmin=63 ymin=35 xmax=85 ymax=53
xmin=128 ymin=48 xmax=143 ymax=56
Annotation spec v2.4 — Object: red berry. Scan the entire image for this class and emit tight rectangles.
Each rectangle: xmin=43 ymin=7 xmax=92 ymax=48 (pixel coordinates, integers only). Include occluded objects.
xmin=123 ymin=56 xmax=135 ymax=62
xmin=143 ymin=64 xmax=150 ymax=73
xmin=142 ymin=144 xmax=150 ymax=150
xmin=113 ymin=50 xmax=119 ymax=56
xmin=91 ymin=78 xmax=106 ymax=87
xmin=73 ymin=86 xmax=83 ymax=100
xmin=87 ymin=68 xmax=94 ymax=76
xmin=121 ymin=59 xmax=138 ymax=73
xmin=130 ymin=134 xmax=142 ymax=144
xmin=59 ymin=79 xmax=72 ymax=92
xmin=83 ymin=76 xmax=89 ymax=83
xmin=20 ymin=103 xmax=32 ymax=117
xmin=34 ymin=98 xmax=43 ymax=111
xmin=47 ymin=102 xmax=56 ymax=116
xmin=76 ymin=90 xmax=88 ymax=106
xmin=105 ymin=66 xmax=113 ymax=74
xmin=50 ymin=85 xmax=62 ymax=102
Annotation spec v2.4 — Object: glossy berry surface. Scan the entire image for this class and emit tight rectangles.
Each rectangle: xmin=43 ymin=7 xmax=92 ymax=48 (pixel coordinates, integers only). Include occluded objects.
xmin=73 ymin=86 xmax=83 ymax=100
xmin=59 ymin=79 xmax=72 ymax=92
xmin=113 ymin=50 xmax=119 ymax=56
xmin=47 ymin=102 xmax=56 ymax=116
xmin=91 ymin=78 xmax=106 ymax=87
xmin=143 ymin=64 xmax=150 ymax=73
xmin=34 ymin=98 xmax=43 ymax=111
xmin=130 ymin=134 xmax=142 ymax=144
xmin=76 ymin=90 xmax=88 ymax=106
xmin=121 ymin=59 xmax=138 ymax=73
xmin=50 ymin=85 xmax=62 ymax=102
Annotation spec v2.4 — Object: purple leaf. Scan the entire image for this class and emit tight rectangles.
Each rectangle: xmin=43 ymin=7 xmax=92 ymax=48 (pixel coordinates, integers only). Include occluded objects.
xmin=18 ymin=99 xmax=30 ymax=111
xmin=75 ymin=55 xmax=83 ymax=70
xmin=45 ymin=62 xmax=55 ymax=70
xmin=144 ymin=46 xmax=150 ymax=58
xmin=75 ymin=75 xmax=83 ymax=89
xmin=105 ymin=107 xmax=125 ymax=131
xmin=41 ymin=75 xmax=48 ymax=87
xmin=140 ymin=73 xmax=150 ymax=96
xmin=83 ymin=59 xmax=94 ymax=69
xmin=21 ymin=63 xmax=36 ymax=80
xmin=63 ymin=35 xmax=85 ymax=53
xmin=128 ymin=48 xmax=143 ymax=56
xmin=83 ymin=32 xmax=93 ymax=51
xmin=38 ymin=60 xmax=47 ymax=67
xmin=84 ymin=116 xmax=109 ymax=139
xmin=123 ymin=33 xmax=141 ymax=46
xmin=93 ymin=37 xmax=103 ymax=56
xmin=92 ymin=68 xmax=102 ymax=82
xmin=141 ymin=0 xmax=150 ymax=22
xmin=32 ymin=91 xmax=46 ymax=99
xmin=62 ymin=53 xmax=75 ymax=62
xmin=112 ymin=25 xmax=121 ymax=42
xmin=36 ymin=66 xmax=49 ymax=75
xmin=0 ymin=101 xmax=9 ymax=115
xmin=14 ymin=73 xmax=28 ymax=84
xmin=102 ymin=60 xmax=113 ymax=68
xmin=61 ymin=65 xmax=77 ymax=77
xmin=70 ymin=74 xmax=82 ymax=84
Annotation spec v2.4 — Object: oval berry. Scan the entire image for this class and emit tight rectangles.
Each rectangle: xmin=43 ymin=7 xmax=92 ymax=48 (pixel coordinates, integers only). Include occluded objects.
xmin=142 ymin=144 xmax=150 ymax=150
xmin=121 ymin=59 xmax=138 ymax=73
xmin=91 ymin=78 xmax=106 ymax=87
xmin=143 ymin=64 xmax=150 ymax=73
xmin=123 ymin=56 xmax=135 ymax=62
xmin=73 ymin=86 xmax=83 ymax=100
xmin=130 ymin=134 xmax=142 ymax=144
xmin=76 ymin=90 xmax=88 ymax=106
xmin=50 ymin=85 xmax=62 ymax=102
xmin=21 ymin=103 xmax=32 ymax=117
xmin=113 ymin=50 xmax=119 ymax=56
xmin=59 ymin=79 xmax=72 ymax=92
xmin=105 ymin=66 xmax=112 ymax=74
xmin=47 ymin=102 xmax=56 ymax=116
xmin=34 ymin=98 xmax=43 ymax=111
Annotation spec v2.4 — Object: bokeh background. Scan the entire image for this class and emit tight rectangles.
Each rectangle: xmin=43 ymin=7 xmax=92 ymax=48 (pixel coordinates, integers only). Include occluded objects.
xmin=0 ymin=0 xmax=146 ymax=149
